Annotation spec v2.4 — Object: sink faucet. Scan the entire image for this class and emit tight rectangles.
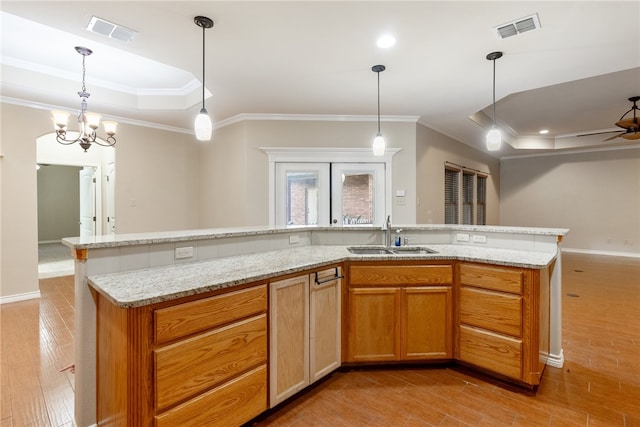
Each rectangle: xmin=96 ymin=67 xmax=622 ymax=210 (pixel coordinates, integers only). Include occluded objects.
xmin=384 ymin=215 xmax=391 ymax=246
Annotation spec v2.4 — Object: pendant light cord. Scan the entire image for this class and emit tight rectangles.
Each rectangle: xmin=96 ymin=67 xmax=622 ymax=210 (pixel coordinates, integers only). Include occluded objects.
xmin=201 ymin=24 xmax=206 ymax=111
xmin=377 ymin=71 xmax=381 ymax=133
xmin=492 ymin=57 xmax=496 ymax=127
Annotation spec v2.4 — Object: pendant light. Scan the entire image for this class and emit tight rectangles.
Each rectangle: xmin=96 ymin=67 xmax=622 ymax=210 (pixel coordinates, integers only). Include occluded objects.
xmin=372 ymin=64 xmax=386 ymax=156
xmin=486 ymin=51 xmax=503 ymax=151
xmin=194 ymin=16 xmax=214 ymax=141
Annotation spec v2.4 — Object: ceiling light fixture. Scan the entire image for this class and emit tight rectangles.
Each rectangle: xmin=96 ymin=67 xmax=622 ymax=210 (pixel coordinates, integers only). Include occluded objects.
xmin=372 ymin=64 xmax=386 ymax=156
xmin=52 ymin=46 xmax=117 ymax=152
xmin=377 ymin=34 xmax=396 ymax=48
xmin=194 ymin=15 xmax=214 ymax=141
xmin=485 ymin=51 xmax=503 ymax=151
xmin=539 ymin=129 xmax=549 ymax=134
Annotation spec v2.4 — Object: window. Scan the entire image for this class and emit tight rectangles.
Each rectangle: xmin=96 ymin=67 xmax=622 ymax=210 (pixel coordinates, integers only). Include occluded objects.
xmin=444 ymin=166 xmax=488 ymax=225
xmin=476 ymin=175 xmax=487 ymax=225
xmin=462 ymin=172 xmax=474 ymax=225
xmin=444 ymin=168 xmax=459 ymax=224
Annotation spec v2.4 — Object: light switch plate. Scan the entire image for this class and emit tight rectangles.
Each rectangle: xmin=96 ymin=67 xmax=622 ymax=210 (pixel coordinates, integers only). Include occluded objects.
xmin=456 ymin=233 xmax=470 ymax=242
xmin=472 ymin=234 xmax=487 ymax=243
xmin=175 ymin=246 xmax=194 ymax=259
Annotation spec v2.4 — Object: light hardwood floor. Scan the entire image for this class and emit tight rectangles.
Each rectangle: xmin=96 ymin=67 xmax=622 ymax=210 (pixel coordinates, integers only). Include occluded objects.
xmin=1 ymin=253 xmax=638 ymax=426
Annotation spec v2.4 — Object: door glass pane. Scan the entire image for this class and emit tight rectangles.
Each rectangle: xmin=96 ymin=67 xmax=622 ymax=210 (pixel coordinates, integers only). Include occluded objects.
xmin=341 ymin=172 xmax=374 ymax=225
xmin=286 ymin=171 xmax=319 ymax=225
xmin=331 ymin=163 xmax=385 ymax=226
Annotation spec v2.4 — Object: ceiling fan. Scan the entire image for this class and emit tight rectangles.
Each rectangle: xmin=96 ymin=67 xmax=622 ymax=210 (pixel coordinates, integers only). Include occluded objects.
xmin=603 ymin=96 xmax=640 ymax=141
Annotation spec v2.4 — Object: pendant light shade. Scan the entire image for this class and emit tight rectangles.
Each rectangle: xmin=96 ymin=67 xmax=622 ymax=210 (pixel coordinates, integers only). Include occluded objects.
xmin=194 ymin=16 xmax=214 ymax=141
xmin=486 ymin=51 xmax=503 ymax=151
xmin=372 ymin=65 xmax=386 ymax=156
xmin=194 ymin=108 xmax=212 ymax=140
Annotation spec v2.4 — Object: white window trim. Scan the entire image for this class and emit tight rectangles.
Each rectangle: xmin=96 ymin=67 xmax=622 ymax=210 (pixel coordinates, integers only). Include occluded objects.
xmin=260 ymin=147 xmax=401 ymax=226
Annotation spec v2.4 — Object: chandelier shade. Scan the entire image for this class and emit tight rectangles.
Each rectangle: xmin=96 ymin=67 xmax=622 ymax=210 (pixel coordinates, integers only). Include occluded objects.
xmin=52 ymin=46 xmax=117 ymax=152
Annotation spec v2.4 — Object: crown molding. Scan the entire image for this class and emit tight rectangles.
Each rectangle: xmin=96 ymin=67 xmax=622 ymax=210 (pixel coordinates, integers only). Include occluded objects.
xmin=216 ymin=113 xmax=420 ymax=129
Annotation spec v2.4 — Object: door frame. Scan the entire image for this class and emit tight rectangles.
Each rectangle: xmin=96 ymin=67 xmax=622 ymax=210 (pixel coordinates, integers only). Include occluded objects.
xmin=261 ymin=147 xmax=401 ymax=226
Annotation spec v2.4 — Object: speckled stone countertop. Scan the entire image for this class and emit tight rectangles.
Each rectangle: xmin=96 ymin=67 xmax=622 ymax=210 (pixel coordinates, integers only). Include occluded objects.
xmin=88 ymin=244 xmax=557 ymax=308
xmin=63 ymin=224 xmax=568 ymax=249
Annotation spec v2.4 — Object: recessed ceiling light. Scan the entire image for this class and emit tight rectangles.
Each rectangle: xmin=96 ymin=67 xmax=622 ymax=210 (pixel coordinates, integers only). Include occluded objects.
xmin=377 ymin=34 xmax=396 ymax=48
xmin=539 ymin=129 xmax=549 ymax=134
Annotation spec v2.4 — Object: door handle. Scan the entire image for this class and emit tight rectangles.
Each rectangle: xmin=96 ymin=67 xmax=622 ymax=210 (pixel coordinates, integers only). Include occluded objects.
xmin=314 ymin=267 xmax=344 ymax=285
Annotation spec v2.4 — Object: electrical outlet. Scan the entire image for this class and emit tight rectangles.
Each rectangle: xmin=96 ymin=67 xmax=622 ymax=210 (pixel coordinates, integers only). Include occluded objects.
xmin=472 ymin=234 xmax=487 ymax=243
xmin=289 ymin=235 xmax=300 ymax=244
xmin=456 ymin=233 xmax=470 ymax=242
xmin=175 ymin=246 xmax=194 ymax=259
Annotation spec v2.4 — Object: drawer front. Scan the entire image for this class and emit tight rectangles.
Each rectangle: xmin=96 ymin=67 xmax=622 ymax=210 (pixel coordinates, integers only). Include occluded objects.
xmin=155 ymin=364 xmax=267 ymax=427
xmin=155 ymin=314 xmax=267 ymax=411
xmin=349 ymin=265 xmax=452 ymax=286
xmin=155 ymin=284 xmax=267 ymax=343
xmin=459 ymin=325 xmax=522 ymax=380
xmin=459 ymin=287 xmax=522 ymax=337
xmin=459 ymin=263 xmax=523 ymax=294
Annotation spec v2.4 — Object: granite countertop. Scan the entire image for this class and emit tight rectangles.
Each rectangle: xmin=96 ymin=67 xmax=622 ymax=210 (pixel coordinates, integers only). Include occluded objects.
xmin=88 ymin=244 xmax=557 ymax=308
xmin=63 ymin=224 xmax=569 ymax=249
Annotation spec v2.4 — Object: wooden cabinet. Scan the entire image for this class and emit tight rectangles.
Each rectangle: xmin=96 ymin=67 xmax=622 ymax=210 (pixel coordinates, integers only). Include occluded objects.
xmin=270 ymin=266 xmax=342 ymax=407
xmin=346 ymin=263 xmax=453 ymax=363
xmin=96 ymin=284 xmax=268 ymax=426
xmin=456 ymin=262 xmax=550 ymax=386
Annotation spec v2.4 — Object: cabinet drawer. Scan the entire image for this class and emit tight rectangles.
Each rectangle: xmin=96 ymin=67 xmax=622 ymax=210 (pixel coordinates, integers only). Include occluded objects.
xmin=155 ymin=364 xmax=267 ymax=427
xmin=459 ymin=263 xmax=523 ymax=294
xmin=459 ymin=325 xmax=522 ymax=380
xmin=460 ymin=287 xmax=522 ymax=337
xmin=349 ymin=265 xmax=452 ymax=286
xmin=155 ymin=284 xmax=267 ymax=343
xmin=155 ymin=314 xmax=267 ymax=411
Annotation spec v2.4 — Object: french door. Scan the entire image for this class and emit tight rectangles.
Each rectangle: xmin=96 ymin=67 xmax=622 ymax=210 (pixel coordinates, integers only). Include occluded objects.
xmin=275 ymin=162 xmax=386 ymax=227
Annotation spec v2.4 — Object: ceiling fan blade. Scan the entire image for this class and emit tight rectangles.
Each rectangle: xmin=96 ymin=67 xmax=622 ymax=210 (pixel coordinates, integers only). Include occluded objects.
xmin=603 ymin=132 xmax=624 ymax=141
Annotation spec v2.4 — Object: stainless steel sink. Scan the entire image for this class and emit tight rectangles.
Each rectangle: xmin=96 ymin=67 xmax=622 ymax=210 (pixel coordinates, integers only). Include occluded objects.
xmin=390 ymin=246 xmax=438 ymax=254
xmin=347 ymin=247 xmax=395 ymax=255
xmin=347 ymin=246 xmax=438 ymax=255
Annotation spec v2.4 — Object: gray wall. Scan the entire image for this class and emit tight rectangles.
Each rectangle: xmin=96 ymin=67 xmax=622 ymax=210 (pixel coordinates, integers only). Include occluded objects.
xmin=500 ymin=148 xmax=640 ymax=254
xmin=37 ymin=165 xmax=81 ymax=242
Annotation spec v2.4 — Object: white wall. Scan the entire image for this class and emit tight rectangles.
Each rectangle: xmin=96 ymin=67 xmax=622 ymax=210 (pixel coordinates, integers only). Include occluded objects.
xmin=0 ymin=102 xmax=202 ymax=300
xmin=500 ymin=147 xmax=640 ymax=255
xmin=416 ymin=124 xmax=501 ymax=224
xmin=198 ymin=119 xmax=418 ymax=227
xmin=114 ymin=124 xmax=200 ymax=233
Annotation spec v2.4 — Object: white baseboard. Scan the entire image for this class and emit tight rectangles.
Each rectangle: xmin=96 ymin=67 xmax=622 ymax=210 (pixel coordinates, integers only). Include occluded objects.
xmin=563 ymin=247 xmax=640 ymax=259
xmin=0 ymin=290 xmax=41 ymax=305
xmin=546 ymin=349 xmax=564 ymax=368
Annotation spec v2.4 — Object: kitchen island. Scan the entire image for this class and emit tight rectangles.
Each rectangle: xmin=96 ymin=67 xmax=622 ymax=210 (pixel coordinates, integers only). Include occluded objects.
xmin=64 ymin=224 xmax=568 ymax=426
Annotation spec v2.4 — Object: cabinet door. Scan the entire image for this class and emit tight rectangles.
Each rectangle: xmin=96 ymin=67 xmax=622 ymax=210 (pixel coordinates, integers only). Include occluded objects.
xmin=347 ymin=287 xmax=401 ymax=362
xmin=401 ymin=286 xmax=452 ymax=360
xmin=309 ymin=268 xmax=341 ymax=383
xmin=269 ymin=275 xmax=310 ymax=407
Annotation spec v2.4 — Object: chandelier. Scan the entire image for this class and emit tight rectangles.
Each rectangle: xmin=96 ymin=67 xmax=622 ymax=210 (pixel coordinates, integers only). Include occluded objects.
xmin=52 ymin=46 xmax=117 ymax=152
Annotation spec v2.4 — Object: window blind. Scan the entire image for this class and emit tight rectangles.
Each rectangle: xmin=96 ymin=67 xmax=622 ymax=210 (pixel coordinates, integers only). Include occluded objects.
xmin=444 ymin=168 xmax=459 ymax=224
xmin=476 ymin=175 xmax=487 ymax=225
xmin=462 ymin=172 xmax=474 ymax=225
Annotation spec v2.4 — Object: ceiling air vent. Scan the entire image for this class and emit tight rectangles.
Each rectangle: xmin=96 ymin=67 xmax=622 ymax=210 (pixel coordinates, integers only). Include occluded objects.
xmin=86 ymin=16 xmax=137 ymax=43
xmin=494 ymin=13 xmax=541 ymax=39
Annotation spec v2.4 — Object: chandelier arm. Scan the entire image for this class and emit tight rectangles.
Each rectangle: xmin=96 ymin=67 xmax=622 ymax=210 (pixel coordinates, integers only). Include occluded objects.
xmin=56 ymin=134 xmax=83 ymax=145
xmin=92 ymin=137 xmax=117 ymax=147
